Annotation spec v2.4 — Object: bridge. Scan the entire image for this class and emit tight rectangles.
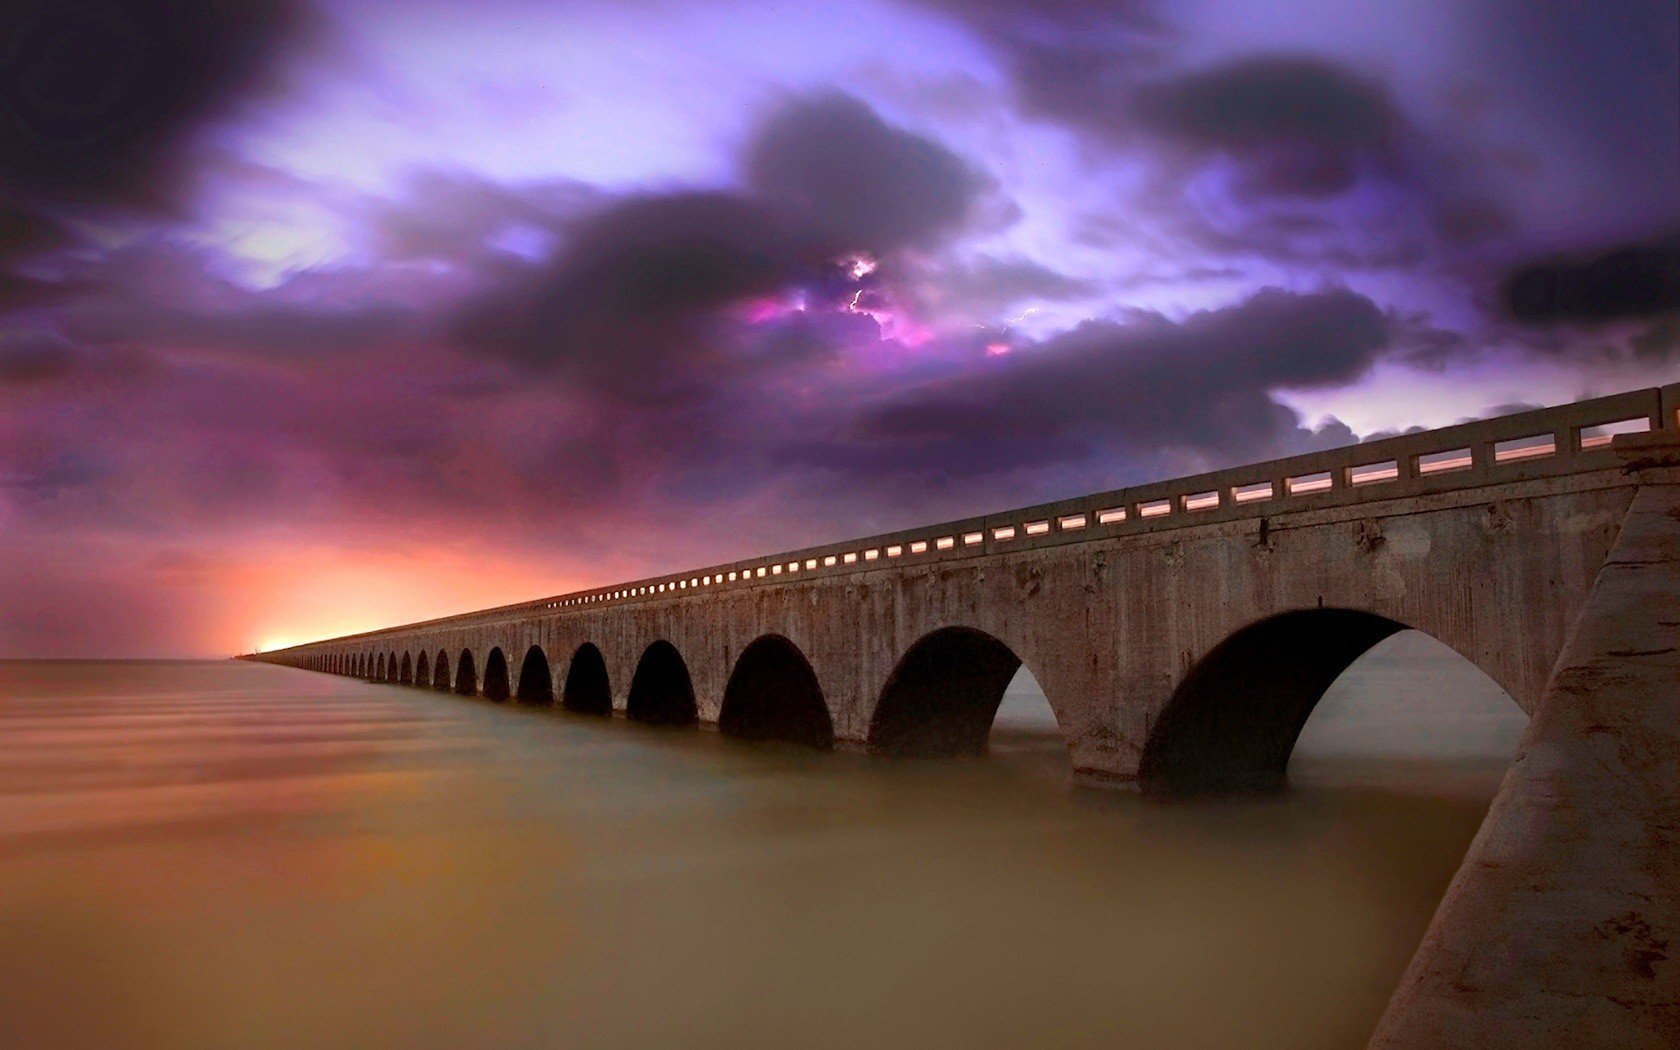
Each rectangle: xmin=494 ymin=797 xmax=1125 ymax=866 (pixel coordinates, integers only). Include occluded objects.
xmin=253 ymin=384 xmax=1680 ymax=1047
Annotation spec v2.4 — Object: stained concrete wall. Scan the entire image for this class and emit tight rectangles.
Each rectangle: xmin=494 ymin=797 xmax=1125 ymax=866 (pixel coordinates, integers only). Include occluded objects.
xmin=1371 ymin=444 xmax=1680 ymax=1047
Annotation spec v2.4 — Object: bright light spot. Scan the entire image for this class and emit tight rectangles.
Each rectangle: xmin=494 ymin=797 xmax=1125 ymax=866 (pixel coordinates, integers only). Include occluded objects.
xmin=840 ymin=251 xmax=878 ymax=280
xmin=986 ymin=341 xmax=1012 ymax=356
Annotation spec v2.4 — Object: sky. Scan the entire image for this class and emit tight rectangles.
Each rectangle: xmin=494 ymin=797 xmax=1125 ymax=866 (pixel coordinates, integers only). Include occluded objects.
xmin=1 ymin=0 xmax=1677 ymax=657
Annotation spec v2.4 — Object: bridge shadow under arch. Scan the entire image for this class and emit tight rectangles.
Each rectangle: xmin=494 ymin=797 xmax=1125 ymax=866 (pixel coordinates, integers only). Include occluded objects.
xmin=483 ymin=647 xmax=511 ymax=702
xmin=431 ymin=650 xmax=449 ymax=690
xmin=386 ymin=652 xmax=398 ymax=682
xmin=720 ymin=635 xmax=833 ymax=749
xmin=415 ymin=651 xmax=429 ymax=688
xmin=399 ymin=652 xmax=413 ymax=685
xmin=869 ymin=627 xmax=1029 ymax=758
xmin=375 ymin=653 xmax=386 ymax=681
xmin=454 ymin=649 xmax=478 ymax=696
xmin=562 ymin=644 xmax=612 ymax=715
xmin=516 ymin=646 xmax=554 ymax=705
xmin=1138 ymin=608 xmax=1439 ymax=795
xmin=627 ymin=641 xmax=697 ymax=726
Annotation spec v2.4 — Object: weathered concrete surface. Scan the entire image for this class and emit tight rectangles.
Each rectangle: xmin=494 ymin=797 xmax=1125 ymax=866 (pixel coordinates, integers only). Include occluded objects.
xmin=1372 ymin=442 xmax=1680 ymax=1047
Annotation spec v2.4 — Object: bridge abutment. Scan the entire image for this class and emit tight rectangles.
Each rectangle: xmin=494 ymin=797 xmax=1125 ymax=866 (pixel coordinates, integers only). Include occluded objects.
xmin=1373 ymin=439 xmax=1680 ymax=1047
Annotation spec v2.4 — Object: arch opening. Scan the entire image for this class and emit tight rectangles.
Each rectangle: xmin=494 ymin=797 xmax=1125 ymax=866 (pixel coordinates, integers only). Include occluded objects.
xmin=375 ymin=653 xmax=386 ymax=680
xmin=432 ymin=650 xmax=450 ymax=690
xmin=869 ymin=627 xmax=1023 ymax=757
xmin=562 ymin=644 xmax=612 ymax=715
xmin=399 ymin=652 xmax=413 ymax=685
xmin=415 ymin=651 xmax=429 ymax=687
xmin=454 ymin=649 xmax=478 ymax=696
xmin=482 ymin=647 xmax=510 ymax=702
xmin=1138 ymin=608 xmax=1451 ymax=796
xmin=627 ymin=641 xmax=697 ymax=726
xmin=1291 ymin=628 xmax=1528 ymax=797
xmin=386 ymin=652 xmax=398 ymax=682
xmin=516 ymin=646 xmax=553 ymax=705
xmin=720 ymin=635 xmax=833 ymax=749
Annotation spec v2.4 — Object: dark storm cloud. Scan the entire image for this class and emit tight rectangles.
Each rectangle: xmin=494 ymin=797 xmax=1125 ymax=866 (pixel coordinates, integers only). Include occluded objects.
xmin=832 ymin=287 xmax=1385 ymax=477
xmin=453 ymin=190 xmax=809 ymax=399
xmin=1 ymin=0 xmax=313 ymax=323
xmin=455 ymin=93 xmax=1002 ymax=394
xmin=1501 ymin=234 xmax=1680 ymax=326
xmin=1132 ymin=57 xmax=1399 ymax=198
xmin=0 ymin=0 xmax=310 ymax=207
xmin=746 ymin=91 xmax=996 ymax=252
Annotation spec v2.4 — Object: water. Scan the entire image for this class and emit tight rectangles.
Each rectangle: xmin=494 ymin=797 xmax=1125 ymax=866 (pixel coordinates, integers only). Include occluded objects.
xmin=0 ymin=635 xmax=1525 ymax=1049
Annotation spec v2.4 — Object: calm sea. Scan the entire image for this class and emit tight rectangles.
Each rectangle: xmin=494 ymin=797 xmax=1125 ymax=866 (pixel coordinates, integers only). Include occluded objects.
xmin=0 ymin=633 xmax=1525 ymax=1049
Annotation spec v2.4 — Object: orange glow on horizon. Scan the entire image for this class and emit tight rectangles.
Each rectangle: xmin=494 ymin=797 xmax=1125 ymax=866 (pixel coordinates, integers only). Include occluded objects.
xmin=226 ymin=542 xmax=597 ymax=655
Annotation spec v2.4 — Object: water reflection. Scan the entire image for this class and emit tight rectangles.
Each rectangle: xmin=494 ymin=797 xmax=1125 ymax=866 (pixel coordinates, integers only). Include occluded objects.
xmin=0 ymin=645 xmax=1523 ymax=1050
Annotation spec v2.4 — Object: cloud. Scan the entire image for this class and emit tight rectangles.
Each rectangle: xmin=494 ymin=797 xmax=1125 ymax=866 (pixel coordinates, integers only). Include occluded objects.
xmin=914 ymin=2 xmax=1405 ymax=203
xmin=745 ymin=91 xmax=997 ymax=252
xmin=916 ymin=254 xmax=1098 ymax=318
xmin=1501 ymin=233 xmax=1680 ymax=325
xmin=453 ymin=190 xmax=810 ymax=399
xmin=0 ymin=0 xmax=315 ymax=328
xmin=1132 ymin=56 xmax=1399 ymax=198
xmin=453 ymin=92 xmax=1004 ymax=397
xmin=820 ymin=287 xmax=1386 ymax=479
xmin=0 ymin=0 xmax=310 ymax=208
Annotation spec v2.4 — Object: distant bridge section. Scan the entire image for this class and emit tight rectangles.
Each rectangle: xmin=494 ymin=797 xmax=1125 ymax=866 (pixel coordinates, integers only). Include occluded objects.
xmin=254 ymin=384 xmax=1680 ymax=1048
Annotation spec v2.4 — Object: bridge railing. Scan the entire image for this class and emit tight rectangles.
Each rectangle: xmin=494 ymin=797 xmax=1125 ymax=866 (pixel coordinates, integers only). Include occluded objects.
xmin=296 ymin=383 xmax=1678 ymax=647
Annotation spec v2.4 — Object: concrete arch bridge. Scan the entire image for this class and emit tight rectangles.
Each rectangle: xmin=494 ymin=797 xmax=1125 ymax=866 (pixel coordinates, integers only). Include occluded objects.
xmin=254 ymin=385 xmax=1680 ymax=1047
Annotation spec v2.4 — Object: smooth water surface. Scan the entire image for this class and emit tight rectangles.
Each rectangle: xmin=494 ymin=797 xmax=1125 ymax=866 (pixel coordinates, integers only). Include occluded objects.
xmin=0 ymin=637 xmax=1525 ymax=1049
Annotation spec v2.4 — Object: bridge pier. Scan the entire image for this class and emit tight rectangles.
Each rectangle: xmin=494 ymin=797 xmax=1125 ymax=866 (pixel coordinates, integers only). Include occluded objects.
xmin=1373 ymin=435 xmax=1680 ymax=1047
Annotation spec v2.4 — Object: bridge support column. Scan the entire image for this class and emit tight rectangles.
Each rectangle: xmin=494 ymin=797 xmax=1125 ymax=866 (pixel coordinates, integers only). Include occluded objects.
xmin=1373 ymin=436 xmax=1680 ymax=1048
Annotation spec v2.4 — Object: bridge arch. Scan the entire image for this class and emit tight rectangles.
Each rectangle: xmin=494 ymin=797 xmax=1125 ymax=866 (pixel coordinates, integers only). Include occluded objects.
xmin=375 ymin=653 xmax=386 ymax=680
xmin=415 ymin=651 xmax=429 ymax=687
xmin=432 ymin=650 xmax=450 ymax=690
xmin=627 ymin=641 xmax=697 ymax=726
xmin=720 ymin=635 xmax=833 ymax=749
xmin=399 ymin=652 xmax=413 ymax=685
xmin=454 ymin=649 xmax=478 ymax=696
xmin=562 ymin=643 xmax=612 ymax=715
xmin=869 ymin=627 xmax=1031 ymax=757
xmin=1135 ymin=608 xmax=1517 ymax=795
xmin=387 ymin=652 xmax=398 ymax=682
xmin=482 ymin=647 xmax=511 ymax=702
xmin=516 ymin=646 xmax=553 ymax=705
